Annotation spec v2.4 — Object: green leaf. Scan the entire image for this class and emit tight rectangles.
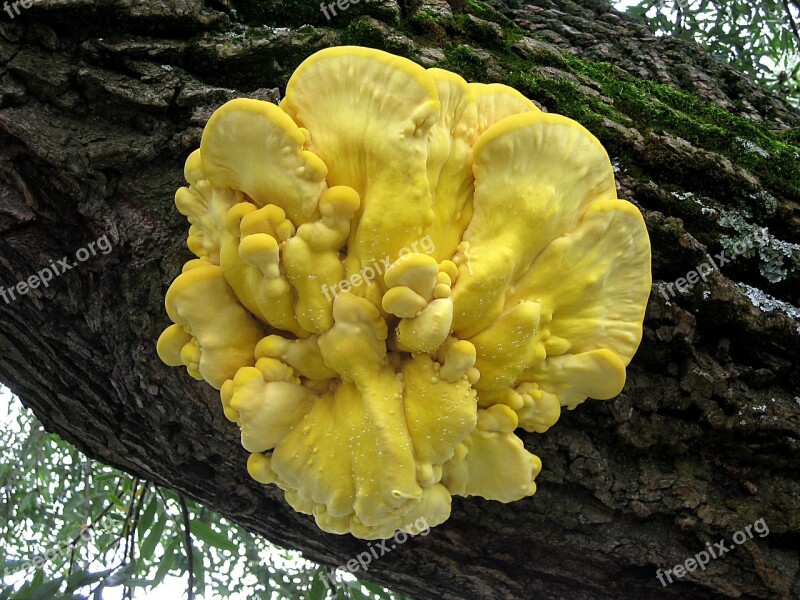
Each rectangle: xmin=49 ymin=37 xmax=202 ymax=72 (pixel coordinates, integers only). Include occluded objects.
xmin=123 ymin=577 xmax=156 ymax=588
xmin=139 ymin=513 xmax=166 ymax=559
xmin=361 ymin=581 xmax=392 ymax=597
xmin=64 ymin=568 xmax=114 ymax=593
xmin=626 ymin=5 xmax=650 ymax=18
xmin=107 ymin=493 xmax=126 ymax=509
xmin=190 ymin=521 xmax=238 ymax=554
xmin=151 ymin=539 xmax=179 ymax=589
xmin=0 ymin=559 xmax=29 ymax=575
xmin=308 ymin=569 xmax=329 ymax=600
xmin=27 ymin=578 xmax=64 ymax=600
xmin=136 ymin=497 xmax=158 ymax=540
xmin=102 ymin=562 xmax=137 ymax=588
xmin=192 ymin=547 xmax=205 ymax=597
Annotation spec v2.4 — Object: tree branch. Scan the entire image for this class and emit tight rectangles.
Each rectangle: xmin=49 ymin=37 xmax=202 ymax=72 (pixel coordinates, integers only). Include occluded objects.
xmin=179 ymin=494 xmax=195 ymax=600
xmin=781 ymin=0 xmax=800 ymax=44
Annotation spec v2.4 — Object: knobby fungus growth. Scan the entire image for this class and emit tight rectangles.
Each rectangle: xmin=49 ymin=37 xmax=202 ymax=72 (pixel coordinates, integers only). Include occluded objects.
xmin=157 ymin=46 xmax=651 ymax=540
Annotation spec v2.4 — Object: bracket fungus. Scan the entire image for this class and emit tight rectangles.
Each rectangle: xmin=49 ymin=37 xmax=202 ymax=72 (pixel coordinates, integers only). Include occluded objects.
xmin=157 ymin=46 xmax=651 ymax=540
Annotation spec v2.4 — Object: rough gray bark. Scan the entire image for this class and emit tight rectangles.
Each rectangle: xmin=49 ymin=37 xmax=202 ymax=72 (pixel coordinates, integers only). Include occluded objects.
xmin=1 ymin=0 xmax=799 ymax=599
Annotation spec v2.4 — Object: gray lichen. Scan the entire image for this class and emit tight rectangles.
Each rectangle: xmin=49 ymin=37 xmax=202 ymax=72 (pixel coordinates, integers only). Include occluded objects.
xmin=718 ymin=209 xmax=798 ymax=283
xmin=737 ymin=283 xmax=800 ymax=320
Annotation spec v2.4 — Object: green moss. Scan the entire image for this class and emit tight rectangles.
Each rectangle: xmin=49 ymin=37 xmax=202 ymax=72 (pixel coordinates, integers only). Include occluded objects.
xmin=427 ymin=12 xmax=799 ymax=210
xmin=406 ymin=14 xmax=448 ymax=45
xmin=399 ymin=0 xmax=422 ymax=16
xmin=340 ymin=16 xmax=384 ymax=48
xmin=779 ymin=127 xmax=800 ymax=145
xmin=439 ymin=45 xmax=493 ymax=83
xmin=294 ymin=24 xmax=320 ymax=41
xmin=340 ymin=17 xmax=413 ymax=56
xmin=233 ymin=0 xmax=397 ymax=27
xmin=232 ymin=0 xmax=799 ymax=211
xmin=457 ymin=0 xmax=517 ymax=30
xmin=233 ymin=0 xmax=325 ymax=27
xmin=449 ymin=14 xmax=504 ymax=47
xmin=556 ymin=55 xmax=800 ymax=203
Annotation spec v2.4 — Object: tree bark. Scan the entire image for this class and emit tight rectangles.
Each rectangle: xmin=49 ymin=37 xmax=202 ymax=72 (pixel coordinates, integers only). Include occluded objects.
xmin=1 ymin=1 xmax=799 ymax=598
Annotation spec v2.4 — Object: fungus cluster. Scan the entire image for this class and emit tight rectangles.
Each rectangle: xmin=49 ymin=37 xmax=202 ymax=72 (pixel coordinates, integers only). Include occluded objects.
xmin=157 ymin=46 xmax=651 ymax=540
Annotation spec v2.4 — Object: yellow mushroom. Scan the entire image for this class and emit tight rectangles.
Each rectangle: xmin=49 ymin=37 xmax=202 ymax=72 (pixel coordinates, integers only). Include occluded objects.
xmin=199 ymin=98 xmax=327 ymax=224
xmin=156 ymin=260 xmax=263 ymax=389
xmin=156 ymin=46 xmax=651 ymax=539
xmin=441 ymin=404 xmax=542 ymax=502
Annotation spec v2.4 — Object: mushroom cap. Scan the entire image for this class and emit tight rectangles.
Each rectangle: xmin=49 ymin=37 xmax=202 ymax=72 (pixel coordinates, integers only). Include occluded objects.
xmin=157 ymin=261 xmax=263 ymax=389
xmin=157 ymin=46 xmax=651 ymax=539
xmin=200 ymin=98 xmax=328 ymax=224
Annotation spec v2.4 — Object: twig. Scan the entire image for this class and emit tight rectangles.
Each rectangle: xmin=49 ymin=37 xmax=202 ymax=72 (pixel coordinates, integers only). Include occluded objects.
xmin=782 ymin=0 xmax=800 ymax=44
xmin=128 ymin=482 xmax=149 ymax=563
xmin=121 ymin=477 xmax=141 ymax=560
xmin=178 ymin=494 xmax=195 ymax=600
xmin=85 ymin=501 xmax=118 ymax=538
xmin=123 ymin=481 xmax=148 ymax=600
xmin=87 ymin=494 xmax=132 ymax=568
xmin=67 ymin=545 xmax=76 ymax=583
xmin=61 ymin=499 xmax=112 ymax=577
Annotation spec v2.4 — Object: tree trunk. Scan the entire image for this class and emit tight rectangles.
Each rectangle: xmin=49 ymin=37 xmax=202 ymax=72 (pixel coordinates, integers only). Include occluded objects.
xmin=1 ymin=0 xmax=798 ymax=598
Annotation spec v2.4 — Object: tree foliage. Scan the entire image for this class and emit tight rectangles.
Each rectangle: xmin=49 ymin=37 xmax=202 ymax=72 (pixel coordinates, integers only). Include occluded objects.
xmin=0 ymin=387 xmax=406 ymax=600
xmin=622 ymin=0 xmax=800 ymax=103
